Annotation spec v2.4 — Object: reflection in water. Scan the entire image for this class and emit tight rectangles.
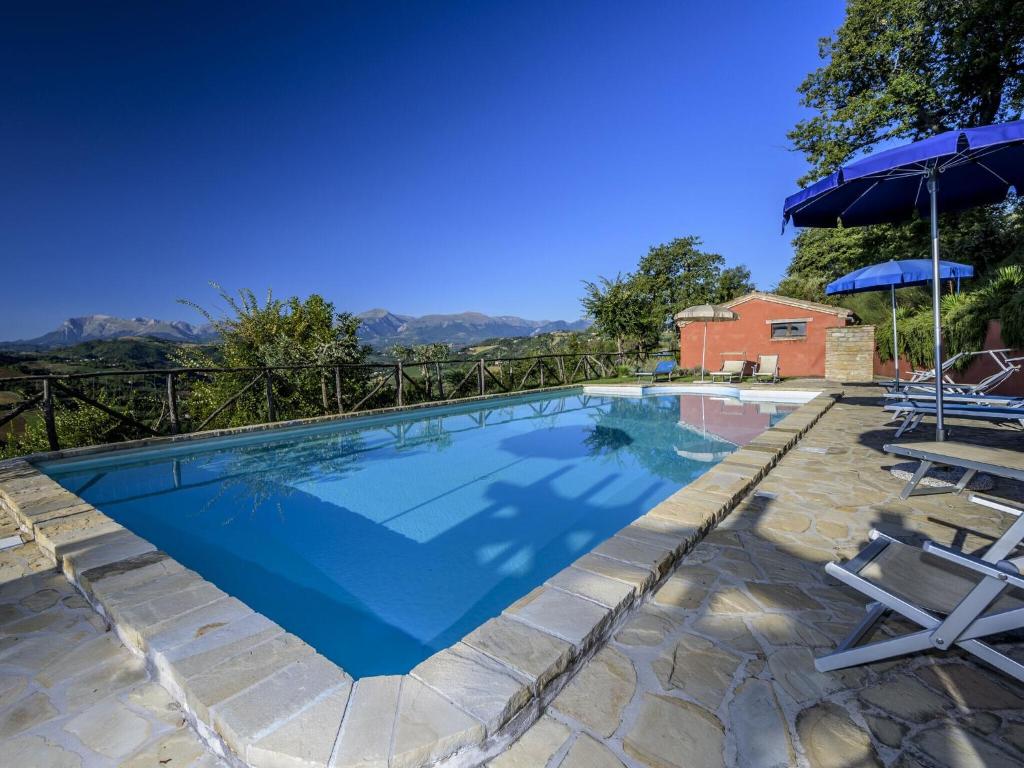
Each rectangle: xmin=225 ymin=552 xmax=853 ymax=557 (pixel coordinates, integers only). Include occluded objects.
xmin=44 ymin=391 xmax=795 ymax=678
xmin=584 ymin=425 xmax=634 ymax=455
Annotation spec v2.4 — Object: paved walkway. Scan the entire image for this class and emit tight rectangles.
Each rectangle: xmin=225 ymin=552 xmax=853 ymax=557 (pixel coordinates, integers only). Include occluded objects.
xmin=491 ymin=387 xmax=1024 ymax=768
xmin=0 ymin=505 xmax=226 ymax=767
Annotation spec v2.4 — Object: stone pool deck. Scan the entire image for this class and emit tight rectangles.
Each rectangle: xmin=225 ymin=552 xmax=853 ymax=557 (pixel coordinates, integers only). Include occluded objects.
xmin=0 ymin=519 xmax=227 ymax=766
xmin=2 ymin=384 xmax=1023 ymax=767
xmin=490 ymin=385 xmax=1024 ymax=768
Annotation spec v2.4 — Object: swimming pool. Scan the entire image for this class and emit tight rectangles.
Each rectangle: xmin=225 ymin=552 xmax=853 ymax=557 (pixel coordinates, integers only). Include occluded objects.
xmin=41 ymin=389 xmax=795 ymax=677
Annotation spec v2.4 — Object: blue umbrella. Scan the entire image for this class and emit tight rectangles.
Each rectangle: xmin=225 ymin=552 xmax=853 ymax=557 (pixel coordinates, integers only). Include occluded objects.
xmin=784 ymin=120 xmax=1024 ymax=440
xmin=825 ymin=259 xmax=974 ymax=388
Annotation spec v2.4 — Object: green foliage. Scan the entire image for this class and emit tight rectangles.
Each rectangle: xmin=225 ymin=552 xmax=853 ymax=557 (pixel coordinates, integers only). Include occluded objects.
xmin=387 ymin=343 xmax=452 ymax=363
xmin=713 ymin=266 xmax=756 ymax=304
xmin=876 ymin=265 xmax=1024 ymax=367
xmin=633 ymin=237 xmax=725 ymax=327
xmin=791 ymin=0 xmax=1024 ymax=182
xmin=777 ymin=211 xmax=1024 ymax=304
xmin=2 ymin=392 xmax=141 ymax=459
xmin=581 ymin=274 xmax=656 ymax=355
xmin=174 ymin=286 xmax=370 ymax=429
xmin=582 ymin=237 xmax=754 ymax=354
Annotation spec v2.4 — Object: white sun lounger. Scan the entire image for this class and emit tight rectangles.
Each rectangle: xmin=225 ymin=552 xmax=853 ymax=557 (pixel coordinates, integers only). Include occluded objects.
xmin=709 ymin=359 xmax=745 ymax=383
xmin=881 ymin=349 xmax=1023 ymax=396
xmin=816 ymin=493 xmax=1024 ymax=682
xmin=883 ymin=441 xmax=1024 ymax=499
xmin=752 ymin=354 xmax=780 ymax=383
xmin=883 ymin=401 xmax=1024 ymax=437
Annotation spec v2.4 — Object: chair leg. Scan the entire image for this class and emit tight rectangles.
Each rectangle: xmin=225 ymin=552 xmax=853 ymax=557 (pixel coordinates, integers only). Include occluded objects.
xmin=815 ymin=629 xmax=934 ymax=673
xmin=959 ymin=639 xmax=1024 ymax=684
xmin=953 ymin=468 xmax=977 ymax=495
xmin=835 ymin=602 xmax=889 ymax=651
xmin=900 ymin=460 xmax=934 ymax=500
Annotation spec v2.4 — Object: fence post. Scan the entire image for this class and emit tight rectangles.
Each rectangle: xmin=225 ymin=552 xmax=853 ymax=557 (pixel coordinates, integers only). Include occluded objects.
xmin=539 ymin=363 xmax=545 ymax=388
xmin=478 ymin=359 xmax=485 ymax=396
xmin=334 ymin=367 xmax=343 ymax=414
xmin=166 ymin=373 xmax=179 ymax=435
xmin=396 ymin=363 xmax=403 ymax=407
xmin=436 ymin=362 xmax=444 ymax=399
xmin=42 ymin=377 xmax=59 ymax=451
xmin=264 ymin=369 xmax=275 ymax=422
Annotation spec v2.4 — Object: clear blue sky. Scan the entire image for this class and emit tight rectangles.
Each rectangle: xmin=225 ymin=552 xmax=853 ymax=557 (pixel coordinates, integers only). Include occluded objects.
xmin=1 ymin=1 xmax=844 ymax=339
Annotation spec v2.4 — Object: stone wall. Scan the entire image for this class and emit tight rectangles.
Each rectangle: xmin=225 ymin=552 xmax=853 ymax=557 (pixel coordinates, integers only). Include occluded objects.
xmin=825 ymin=325 xmax=875 ymax=382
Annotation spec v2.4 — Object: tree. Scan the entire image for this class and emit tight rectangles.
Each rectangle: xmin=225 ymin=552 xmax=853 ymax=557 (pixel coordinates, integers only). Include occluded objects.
xmin=633 ymin=237 xmax=726 ymax=329
xmin=582 ymin=237 xmax=755 ymax=354
xmin=790 ymin=0 xmax=1024 ymax=183
xmin=175 ymin=285 xmax=369 ymax=427
xmin=712 ymin=266 xmax=756 ymax=304
xmin=581 ymin=274 xmax=654 ymax=355
xmin=780 ymin=0 xmax=1024 ymax=304
xmin=388 ymin=343 xmax=452 ymax=363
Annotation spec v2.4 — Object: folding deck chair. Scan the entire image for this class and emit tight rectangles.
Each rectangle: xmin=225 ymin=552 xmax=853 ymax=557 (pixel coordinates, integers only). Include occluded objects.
xmin=752 ymin=354 xmax=780 ymax=383
xmin=816 ymin=493 xmax=1024 ymax=683
xmin=709 ymin=359 xmax=745 ymax=383
xmin=884 ymin=441 xmax=1024 ymax=499
xmin=883 ymin=401 xmax=1024 ymax=437
xmin=878 ymin=352 xmax=965 ymax=393
xmin=882 ymin=349 xmax=1023 ymax=397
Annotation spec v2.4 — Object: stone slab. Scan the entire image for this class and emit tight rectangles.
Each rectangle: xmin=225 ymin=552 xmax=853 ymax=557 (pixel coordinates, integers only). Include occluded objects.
xmin=503 ymin=586 xmax=611 ymax=648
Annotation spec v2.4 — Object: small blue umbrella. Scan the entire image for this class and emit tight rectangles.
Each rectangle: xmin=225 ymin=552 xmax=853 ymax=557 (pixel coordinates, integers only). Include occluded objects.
xmin=825 ymin=259 xmax=974 ymax=388
xmin=784 ymin=120 xmax=1024 ymax=440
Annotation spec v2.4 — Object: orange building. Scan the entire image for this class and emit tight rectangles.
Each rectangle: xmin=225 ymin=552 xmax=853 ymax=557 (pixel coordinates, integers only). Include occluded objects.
xmin=674 ymin=292 xmax=855 ymax=378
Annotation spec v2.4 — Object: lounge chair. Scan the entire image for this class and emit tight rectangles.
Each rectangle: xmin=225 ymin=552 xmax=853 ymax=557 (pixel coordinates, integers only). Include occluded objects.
xmin=878 ymin=352 xmax=964 ymax=392
xmin=635 ymin=360 xmax=677 ymax=383
xmin=815 ymin=492 xmax=1024 ymax=683
xmin=883 ymin=441 xmax=1024 ymax=499
xmin=709 ymin=360 xmax=745 ymax=383
xmin=882 ymin=349 xmax=1023 ymax=396
xmin=883 ymin=401 xmax=1024 ymax=438
xmin=752 ymin=354 xmax=780 ymax=383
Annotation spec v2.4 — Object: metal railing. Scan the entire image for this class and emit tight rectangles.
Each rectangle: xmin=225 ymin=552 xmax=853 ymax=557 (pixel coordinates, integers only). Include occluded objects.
xmin=0 ymin=349 xmax=678 ymax=453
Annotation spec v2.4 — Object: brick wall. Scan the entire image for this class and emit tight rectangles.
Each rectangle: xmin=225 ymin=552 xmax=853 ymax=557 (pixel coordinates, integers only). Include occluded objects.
xmin=825 ymin=325 xmax=875 ymax=382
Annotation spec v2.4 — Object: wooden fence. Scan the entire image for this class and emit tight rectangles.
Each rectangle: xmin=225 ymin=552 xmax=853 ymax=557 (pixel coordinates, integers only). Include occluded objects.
xmin=0 ymin=350 xmax=677 ymax=453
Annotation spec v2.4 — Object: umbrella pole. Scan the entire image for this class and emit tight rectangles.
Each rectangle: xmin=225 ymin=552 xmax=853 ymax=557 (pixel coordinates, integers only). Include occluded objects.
xmin=891 ymin=285 xmax=899 ymax=389
xmin=701 ymin=322 xmax=707 ymax=383
xmin=928 ymin=168 xmax=945 ymax=441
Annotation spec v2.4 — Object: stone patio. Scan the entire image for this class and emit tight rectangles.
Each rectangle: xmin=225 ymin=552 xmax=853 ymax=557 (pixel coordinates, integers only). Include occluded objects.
xmin=490 ymin=386 xmax=1024 ymax=767
xmin=0 ymin=516 xmax=227 ymax=767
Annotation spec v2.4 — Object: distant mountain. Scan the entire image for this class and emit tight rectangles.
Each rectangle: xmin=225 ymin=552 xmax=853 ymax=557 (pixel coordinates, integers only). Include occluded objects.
xmin=4 ymin=315 xmax=218 ymax=350
xmin=2 ymin=310 xmax=591 ymax=352
xmin=356 ymin=310 xmax=591 ymax=347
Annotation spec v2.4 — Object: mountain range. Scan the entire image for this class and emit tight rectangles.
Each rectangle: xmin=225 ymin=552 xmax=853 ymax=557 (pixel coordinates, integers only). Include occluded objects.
xmin=3 ymin=311 xmax=590 ymax=350
xmin=356 ymin=309 xmax=590 ymax=347
xmin=2 ymin=315 xmax=219 ymax=350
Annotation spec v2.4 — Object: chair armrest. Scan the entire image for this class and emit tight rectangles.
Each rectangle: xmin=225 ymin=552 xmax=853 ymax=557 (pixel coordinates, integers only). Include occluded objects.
xmin=968 ymin=493 xmax=1024 ymax=518
xmin=922 ymin=541 xmax=1024 ymax=586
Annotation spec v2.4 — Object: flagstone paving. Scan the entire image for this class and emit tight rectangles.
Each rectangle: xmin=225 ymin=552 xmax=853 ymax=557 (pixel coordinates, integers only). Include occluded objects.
xmin=0 ymin=520 xmax=227 ymax=768
xmin=489 ymin=386 xmax=1024 ymax=768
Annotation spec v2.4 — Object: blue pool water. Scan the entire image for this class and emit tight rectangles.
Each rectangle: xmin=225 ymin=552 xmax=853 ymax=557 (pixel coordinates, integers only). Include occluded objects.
xmin=42 ymin=390 xmax=793 ymax=677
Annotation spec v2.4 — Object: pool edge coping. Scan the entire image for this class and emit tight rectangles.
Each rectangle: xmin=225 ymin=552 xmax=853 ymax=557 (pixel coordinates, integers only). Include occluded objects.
xmin=0 ymin=387 xmax=842 ymax=768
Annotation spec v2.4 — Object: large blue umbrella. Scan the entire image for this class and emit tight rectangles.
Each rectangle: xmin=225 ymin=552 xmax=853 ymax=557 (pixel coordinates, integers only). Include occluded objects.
xmin=784 ymin=120 xmax=1024 ymax=440
xmin=825 ymin=259 xmax=974 ymax=388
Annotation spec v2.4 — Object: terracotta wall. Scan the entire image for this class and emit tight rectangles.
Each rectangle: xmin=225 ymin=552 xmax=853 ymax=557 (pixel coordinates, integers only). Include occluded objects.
xmin=678 ymin=298 xmax=851 ymax=378
xmin=874 ymin=320 xmax=1024 ymax=395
